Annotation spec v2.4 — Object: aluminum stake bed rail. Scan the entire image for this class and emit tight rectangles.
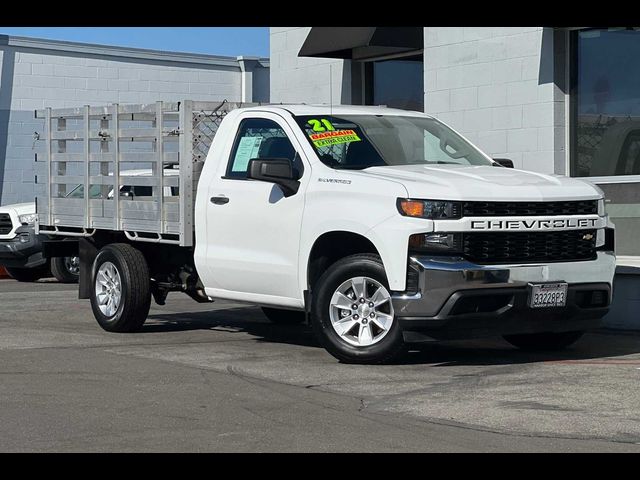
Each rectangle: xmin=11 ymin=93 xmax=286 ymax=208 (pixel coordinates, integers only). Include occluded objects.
xmin=35 ymin=100 xmax=254 ymax=246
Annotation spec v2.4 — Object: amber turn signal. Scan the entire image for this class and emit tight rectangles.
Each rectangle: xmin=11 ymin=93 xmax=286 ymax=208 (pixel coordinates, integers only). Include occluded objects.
xmin=398 ymin=199 xmax=424 ymax=218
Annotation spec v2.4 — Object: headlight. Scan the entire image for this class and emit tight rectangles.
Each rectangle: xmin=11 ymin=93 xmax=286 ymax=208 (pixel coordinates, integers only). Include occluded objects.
xmin=18 ymin=213 xmax=38 ymax=225
xmin=409 ymin=232 xmax=462 ymax=253
xmin=397 ymin=199 xmax=461 ymax=219
xmin=597 ymin=198 xmax=606 ymax=217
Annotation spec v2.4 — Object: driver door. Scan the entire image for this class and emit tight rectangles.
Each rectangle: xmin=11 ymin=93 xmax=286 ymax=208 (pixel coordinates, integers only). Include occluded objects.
xmin=203 ymin=113 xmax=308 ymax=305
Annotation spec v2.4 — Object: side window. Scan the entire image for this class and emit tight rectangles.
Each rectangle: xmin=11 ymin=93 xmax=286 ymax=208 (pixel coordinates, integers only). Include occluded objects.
xmin=132 ymin=185 xmax=153 ymax=197
xmin=226 ymin=118 xmax=302 ymax=179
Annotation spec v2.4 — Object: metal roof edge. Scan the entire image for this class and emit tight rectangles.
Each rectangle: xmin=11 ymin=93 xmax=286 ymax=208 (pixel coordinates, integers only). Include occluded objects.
xmin=0 ymin=34 xmax=269 ymax=69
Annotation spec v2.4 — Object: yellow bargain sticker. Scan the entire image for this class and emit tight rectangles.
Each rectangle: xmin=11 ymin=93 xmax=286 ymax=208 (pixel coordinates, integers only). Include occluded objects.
xmin=311 ymin=129 xmax=361 ymax=148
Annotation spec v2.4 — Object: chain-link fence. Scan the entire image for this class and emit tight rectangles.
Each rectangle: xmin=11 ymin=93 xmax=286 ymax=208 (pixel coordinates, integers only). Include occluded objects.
xmin=190 ymin=100 xmax=259 ymax=163
xmin=575 ymin=115 xmax=619 ymax=176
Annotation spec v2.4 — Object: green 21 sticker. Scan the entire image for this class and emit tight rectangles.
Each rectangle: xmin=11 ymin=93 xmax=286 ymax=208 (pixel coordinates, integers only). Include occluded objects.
xmin=307 ymin=118 xmax=336 ymax=132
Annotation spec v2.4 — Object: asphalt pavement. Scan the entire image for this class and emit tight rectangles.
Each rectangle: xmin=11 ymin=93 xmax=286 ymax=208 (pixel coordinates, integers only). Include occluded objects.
xmin=1 ymin=278 xmax=639 ymax=452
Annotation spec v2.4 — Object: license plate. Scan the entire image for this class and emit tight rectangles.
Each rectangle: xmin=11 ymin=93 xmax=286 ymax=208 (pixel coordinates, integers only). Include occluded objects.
xmin=528 ymin=283 xmax=568 ymax=308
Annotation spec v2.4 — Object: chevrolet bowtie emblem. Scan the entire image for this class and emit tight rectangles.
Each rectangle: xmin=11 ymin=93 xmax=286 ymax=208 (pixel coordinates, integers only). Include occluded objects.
xmin=582 ymin=233 xmax=594 ymax=241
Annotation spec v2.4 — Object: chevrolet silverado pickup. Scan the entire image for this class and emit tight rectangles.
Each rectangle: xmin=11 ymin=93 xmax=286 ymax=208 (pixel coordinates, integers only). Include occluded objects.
xmin=35 ymin=101 xmax=616 ymax=364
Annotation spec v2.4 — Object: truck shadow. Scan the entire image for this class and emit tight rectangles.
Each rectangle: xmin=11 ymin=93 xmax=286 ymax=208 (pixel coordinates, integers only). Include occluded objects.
xmin=145 ymin=307 xmax=319 ymax=349
xmin=145 ymin=307 xmax=640 ymax=367
xmin=401 ymin=332 xmax=640 ymax=367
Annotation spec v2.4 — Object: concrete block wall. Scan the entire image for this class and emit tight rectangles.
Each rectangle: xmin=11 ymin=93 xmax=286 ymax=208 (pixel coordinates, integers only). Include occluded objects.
xmin=424 ymin=27 xmax=565 ymax=174
xmin=0 ymin=37 xmax=269 ymax=206
xmin=270 ymin=27 xmax=350 ymax=105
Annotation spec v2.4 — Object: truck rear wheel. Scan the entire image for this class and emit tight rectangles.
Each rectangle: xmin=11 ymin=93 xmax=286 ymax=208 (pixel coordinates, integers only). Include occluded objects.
xmin=90 ymin=243 xmax=151 ymax=333
xmin=310 ymin=253 xmax=405 ymax=364
xmin=51 ymin=256 xmax=79 ymax=283
xmin=503 ymin=331 xmax=585 ymax=351
xmin=261 ymin=307 xmax=306 ymax=325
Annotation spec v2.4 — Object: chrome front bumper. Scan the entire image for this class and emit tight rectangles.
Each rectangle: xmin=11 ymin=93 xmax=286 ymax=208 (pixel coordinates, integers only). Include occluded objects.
xmin=392 ymin=251 xmax=616 ymax=320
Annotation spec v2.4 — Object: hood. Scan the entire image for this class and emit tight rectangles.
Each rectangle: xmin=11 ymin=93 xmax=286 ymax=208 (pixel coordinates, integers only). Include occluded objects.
xmin=0 ymin=202 xmax=35 ymax=216
xmin=362 ymin=164 xmax=602 ymax=201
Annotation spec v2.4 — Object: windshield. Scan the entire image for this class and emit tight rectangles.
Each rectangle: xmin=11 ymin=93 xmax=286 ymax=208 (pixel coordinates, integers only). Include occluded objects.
xmin=294 ymin=114 xmax=494 ymax=170
xmin=65 ymin=184 xmax=104 ymax=198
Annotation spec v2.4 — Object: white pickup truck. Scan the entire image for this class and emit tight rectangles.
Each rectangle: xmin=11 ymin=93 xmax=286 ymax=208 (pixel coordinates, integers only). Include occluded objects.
xmin=0 ymin=201 xmax=79 ymax=282
xmin=36 ymin=101 xmax=616 ymax=364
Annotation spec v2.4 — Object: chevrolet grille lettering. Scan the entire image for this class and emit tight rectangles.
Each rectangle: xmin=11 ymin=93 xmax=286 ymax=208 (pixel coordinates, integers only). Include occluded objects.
xmin=469 ymin=218 xmax=599 ymax=230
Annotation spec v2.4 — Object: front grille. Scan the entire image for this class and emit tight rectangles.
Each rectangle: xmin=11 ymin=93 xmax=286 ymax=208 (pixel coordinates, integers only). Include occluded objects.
xmin=462 ymin=200 xmax=598 ymax=217
xmin=0 ymin=213 xmax=13 ymax=235
xmin=463 ymin=230 xmax=597 ymax=264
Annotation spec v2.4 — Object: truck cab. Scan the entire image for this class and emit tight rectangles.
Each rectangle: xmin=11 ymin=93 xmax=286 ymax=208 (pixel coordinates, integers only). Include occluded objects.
xmin=36 ymin=102 xmax=616 ymax=364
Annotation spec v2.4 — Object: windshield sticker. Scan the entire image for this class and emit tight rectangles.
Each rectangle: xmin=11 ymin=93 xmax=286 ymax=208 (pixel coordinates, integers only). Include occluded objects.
xmin=310 ymin=129 xmax=361 ymax=148
xmin=307 ymin=118 xmax=336 ymax=132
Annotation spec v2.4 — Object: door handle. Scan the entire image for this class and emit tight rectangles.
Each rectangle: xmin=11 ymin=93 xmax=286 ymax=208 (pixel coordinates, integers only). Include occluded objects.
xmin=210 ymin=196 xmax=229 ymax=205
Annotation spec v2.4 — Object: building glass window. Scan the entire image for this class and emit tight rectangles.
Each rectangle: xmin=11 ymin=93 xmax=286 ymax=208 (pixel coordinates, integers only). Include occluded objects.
xmin=572 ymin=28 xmax=640 ymax=177
xmin=571 ymin=28 xmax=640 ymax=258
xmin=364 ymin=55 xmax=424 ymax=112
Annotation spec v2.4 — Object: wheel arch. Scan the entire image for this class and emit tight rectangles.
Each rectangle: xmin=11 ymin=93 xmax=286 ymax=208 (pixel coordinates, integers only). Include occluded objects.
xmin=306 ymin=230 xmax=385 ymax=293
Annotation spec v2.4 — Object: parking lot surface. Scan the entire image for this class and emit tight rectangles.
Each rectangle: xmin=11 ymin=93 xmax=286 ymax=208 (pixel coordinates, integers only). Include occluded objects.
xmin=0 ymin=278 xmax=639 ymax=452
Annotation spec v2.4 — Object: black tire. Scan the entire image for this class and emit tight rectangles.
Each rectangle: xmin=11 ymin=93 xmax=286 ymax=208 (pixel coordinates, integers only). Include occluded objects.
xmin=310 ymin=253 xmax=405 ymax=364
xmin=503 ymin=331 xmax=585 ymax=351
xmin=261 ymin=307 xmax=306 ymax=325
xmin=5 ymin=265 xmax=48 ymax=282
xmin=51 ymin=256 xmax=79 ymax=283
xmin=90 ymin=243 xmax=151 ymax=333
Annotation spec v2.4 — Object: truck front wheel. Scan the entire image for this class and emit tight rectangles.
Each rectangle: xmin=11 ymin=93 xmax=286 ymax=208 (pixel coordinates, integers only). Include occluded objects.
xmin=311 ymin=254 xmax=405 ymax=364
xmin=90 ymin=243 xmax=151 ymax=333
xmin=503 ymin=331 xmax=585 ymax=351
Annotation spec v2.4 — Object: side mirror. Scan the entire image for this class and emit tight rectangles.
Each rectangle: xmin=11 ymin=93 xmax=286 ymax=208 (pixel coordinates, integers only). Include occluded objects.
xmin=247 ymin=158 xmax=300 ymax=197
xmin=493 ymin=158 xmax=514 ymax=168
